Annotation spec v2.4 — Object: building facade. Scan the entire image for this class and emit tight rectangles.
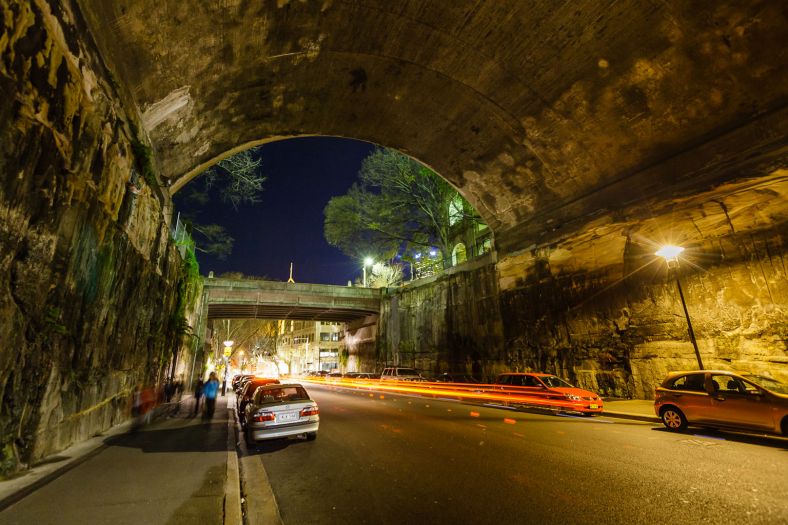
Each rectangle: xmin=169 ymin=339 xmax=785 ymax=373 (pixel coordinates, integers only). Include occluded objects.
xmin=277 ymin=320 xmax=346 ymax=374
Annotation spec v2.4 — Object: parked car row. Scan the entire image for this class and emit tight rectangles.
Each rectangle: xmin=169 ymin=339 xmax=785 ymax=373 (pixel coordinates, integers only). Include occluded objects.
xmin=232 ymin=367 xmax=787 ymax=447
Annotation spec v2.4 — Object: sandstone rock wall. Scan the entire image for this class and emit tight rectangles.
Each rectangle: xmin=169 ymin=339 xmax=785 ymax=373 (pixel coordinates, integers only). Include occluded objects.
xmin=378 ymin=261 xmax=505 ymax=378
xmin=0 ymin=0 xmax=183 ymax=477
xmin=378 ymin=213 xmax=787 ymax=399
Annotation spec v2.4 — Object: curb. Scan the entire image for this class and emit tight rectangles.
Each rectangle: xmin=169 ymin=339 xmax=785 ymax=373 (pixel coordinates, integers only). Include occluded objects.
xmin=601 ymin=411 xmax=660 ymax=423
xmin=236 ymin=406 xmax=284 ymax=525
xmin=224 ymin=398 xmax=242 ymax=525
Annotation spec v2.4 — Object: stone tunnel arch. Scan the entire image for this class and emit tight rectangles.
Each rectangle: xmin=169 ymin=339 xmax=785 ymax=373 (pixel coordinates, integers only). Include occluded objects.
xmin=1 ymin=0 xmax=786 ymax=479
xmin=78 ymin=0 xmax=787 ymax=262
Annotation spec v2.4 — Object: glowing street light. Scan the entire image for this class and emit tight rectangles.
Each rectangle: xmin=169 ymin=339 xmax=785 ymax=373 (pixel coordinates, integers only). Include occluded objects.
xmin=655 ymin=245 xmax=704 ymax=369
xmin=362 ymin=257 xmax=374 ymax=287
xmin=655 ymin=245 xmax=684 ymax=265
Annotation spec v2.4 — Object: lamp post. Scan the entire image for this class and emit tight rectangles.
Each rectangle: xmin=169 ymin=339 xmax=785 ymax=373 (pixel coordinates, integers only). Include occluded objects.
xmin=362 ymin=257 xmax=374 ymax=287
xmin=655 ymin=245 xmax=704 ymax=370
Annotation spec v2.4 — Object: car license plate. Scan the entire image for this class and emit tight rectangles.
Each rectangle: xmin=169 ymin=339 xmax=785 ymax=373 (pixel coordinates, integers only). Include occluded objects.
xmin=589 ymin=404 xmax=598 ymax=409
xmin=277 ymin=412 xmax=297 ymax=422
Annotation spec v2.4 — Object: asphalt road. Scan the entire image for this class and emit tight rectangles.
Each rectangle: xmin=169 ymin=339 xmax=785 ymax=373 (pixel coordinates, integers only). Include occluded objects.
xmin=250 ymin=383 xmax=788 ymax=525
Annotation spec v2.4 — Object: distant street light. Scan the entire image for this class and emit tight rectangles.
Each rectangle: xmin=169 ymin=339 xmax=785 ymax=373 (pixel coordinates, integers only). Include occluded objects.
xmin=363 ymin=257 xmax=374 ymax=287
xmin=655 ymin=245 xmax=704 ymax=369
xmin=223 ymin=340 xmax=234 ymax=359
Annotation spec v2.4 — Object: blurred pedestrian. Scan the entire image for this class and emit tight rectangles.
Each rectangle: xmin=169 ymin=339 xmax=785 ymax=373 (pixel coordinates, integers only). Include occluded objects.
xmin=202 ymin=372 xmax=220 ymax=420
xmin=140 ymin=385 xmax=156 ymax=425
xmin=192 ymin=377 xmax=204 ymax=417
xmin=131 ymin=384 xmax=143 ymax=431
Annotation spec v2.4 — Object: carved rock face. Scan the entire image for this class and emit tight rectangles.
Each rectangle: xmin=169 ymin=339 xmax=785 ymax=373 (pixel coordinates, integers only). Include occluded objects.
xmin=78 ymin=0 xmax=787 ymax=260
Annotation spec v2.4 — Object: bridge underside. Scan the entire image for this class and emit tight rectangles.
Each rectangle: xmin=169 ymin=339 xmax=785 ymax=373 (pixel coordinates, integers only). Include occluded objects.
xmin=207 ymin=303 xmax=376 ymax=322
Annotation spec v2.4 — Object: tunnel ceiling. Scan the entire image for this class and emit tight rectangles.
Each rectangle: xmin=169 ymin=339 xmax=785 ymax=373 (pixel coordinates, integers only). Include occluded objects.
xmin=77 ymin=0 xmax=787 ymax=258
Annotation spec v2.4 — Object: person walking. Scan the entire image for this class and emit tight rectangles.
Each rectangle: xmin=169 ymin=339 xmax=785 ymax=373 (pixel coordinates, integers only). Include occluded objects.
xmin=192 ymin=377 xmax=204 ymax=417
xmin=202 ymin=372 xmax=220 ymax=420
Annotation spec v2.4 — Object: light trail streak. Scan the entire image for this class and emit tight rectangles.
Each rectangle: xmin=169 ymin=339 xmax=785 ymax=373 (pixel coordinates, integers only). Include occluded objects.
xmin=298 ymin=377 xmax=603 ymax=414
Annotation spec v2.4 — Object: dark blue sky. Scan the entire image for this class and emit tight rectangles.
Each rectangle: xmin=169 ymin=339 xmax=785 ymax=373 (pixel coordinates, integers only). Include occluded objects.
xmin=173 ymin=137 xmax=375 ymax=284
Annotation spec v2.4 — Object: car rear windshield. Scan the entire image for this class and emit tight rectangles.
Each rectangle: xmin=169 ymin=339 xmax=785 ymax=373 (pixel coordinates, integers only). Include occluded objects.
xmin=539 ymin=376 xmax=574 ymax=388
xmin=256 ymin=386 xmax=310 ymax=403
xmin=743 ymin=375 xmax=788 ymax=394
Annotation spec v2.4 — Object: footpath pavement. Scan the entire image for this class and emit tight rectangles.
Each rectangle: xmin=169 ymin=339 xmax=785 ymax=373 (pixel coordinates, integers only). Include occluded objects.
xmin=0 ymin=396 xmax=239 ymax=525
xmin=602 ymin=399 xmax=660 ymax=423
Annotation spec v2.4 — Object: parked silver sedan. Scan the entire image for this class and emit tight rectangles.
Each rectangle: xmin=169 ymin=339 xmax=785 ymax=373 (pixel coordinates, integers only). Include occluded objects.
xmin=243 ymin=384 xmax=319 ymax=444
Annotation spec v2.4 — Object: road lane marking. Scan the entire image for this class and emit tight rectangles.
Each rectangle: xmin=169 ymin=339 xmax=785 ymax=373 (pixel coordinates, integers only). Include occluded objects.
xmin=469 ymin=411 xmax=480 ymax=418
xmin=503 ymin=418 xmax=516 ymax=425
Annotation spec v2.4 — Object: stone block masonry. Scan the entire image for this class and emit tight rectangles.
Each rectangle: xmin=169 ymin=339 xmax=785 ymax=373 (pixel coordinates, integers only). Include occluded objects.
xmin=0 ymin=0 xmax=185 ymax=477
xmin=376 ymin=209 xmax=787 ymax=398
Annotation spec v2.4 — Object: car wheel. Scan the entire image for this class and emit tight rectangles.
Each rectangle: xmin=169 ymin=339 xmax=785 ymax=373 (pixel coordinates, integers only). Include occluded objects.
xmin=660 ymin=406 xmax=688 ymax=432
xmin=306 ymin=432 xmax=317 ymax=441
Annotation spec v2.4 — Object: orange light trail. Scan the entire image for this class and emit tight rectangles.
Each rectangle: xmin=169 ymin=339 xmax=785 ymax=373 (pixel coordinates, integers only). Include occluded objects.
xmin=298 ymin=377 xmax=603 ymax=414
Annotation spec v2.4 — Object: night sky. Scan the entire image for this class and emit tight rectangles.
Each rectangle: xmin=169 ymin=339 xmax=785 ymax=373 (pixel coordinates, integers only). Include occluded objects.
xmin=173 ymin=137 xmax=375 ymax=285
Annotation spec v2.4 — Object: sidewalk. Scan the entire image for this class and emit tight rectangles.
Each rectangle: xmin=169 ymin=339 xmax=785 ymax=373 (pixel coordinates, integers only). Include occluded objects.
xmin=0 ymin=396 xmax=240 ymax=525
xmin=602 ymin=399 xmax=660 ymax=423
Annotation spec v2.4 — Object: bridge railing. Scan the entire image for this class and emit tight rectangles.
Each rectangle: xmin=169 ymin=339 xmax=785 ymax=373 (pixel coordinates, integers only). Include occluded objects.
xmin=203 ymin=278 xmax=383 ymax=299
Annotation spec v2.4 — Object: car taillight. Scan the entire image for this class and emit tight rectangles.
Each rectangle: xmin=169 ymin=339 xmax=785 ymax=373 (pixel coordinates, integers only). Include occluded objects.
xmin=253 ymin=411 xmax=275 ymax=422
xmin=300 ymin=406 xmax=319 ymax=417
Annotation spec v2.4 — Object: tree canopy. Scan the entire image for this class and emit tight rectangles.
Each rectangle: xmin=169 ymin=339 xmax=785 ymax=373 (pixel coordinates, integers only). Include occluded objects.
xmin=179 ymin=149 xmax=267 ymax=259
xmin=324 ymin=148 xmax=480 ymax=262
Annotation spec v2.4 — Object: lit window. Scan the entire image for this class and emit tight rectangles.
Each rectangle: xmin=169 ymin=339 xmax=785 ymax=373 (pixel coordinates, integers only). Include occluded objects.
xmin=451 ymin=243 xmax=467 ymax=266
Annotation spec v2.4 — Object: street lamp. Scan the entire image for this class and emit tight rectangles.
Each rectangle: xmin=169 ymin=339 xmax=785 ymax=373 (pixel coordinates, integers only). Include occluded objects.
xmin=362 ymin=257 xmax=374 ymax=287
xmin=655 ymin=245 xmax=704 ymax=370
xmin=223 ymin=340 xmax=234 ymax=363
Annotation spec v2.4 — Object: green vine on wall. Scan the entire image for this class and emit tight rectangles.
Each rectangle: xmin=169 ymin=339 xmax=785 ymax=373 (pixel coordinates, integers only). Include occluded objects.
xmin=127 ymin=121 xmax=157 ymax=187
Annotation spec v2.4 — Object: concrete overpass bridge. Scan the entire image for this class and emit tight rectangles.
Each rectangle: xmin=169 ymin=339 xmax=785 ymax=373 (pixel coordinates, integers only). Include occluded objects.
xmin=203 ymin=278 xmax=382 ymax=322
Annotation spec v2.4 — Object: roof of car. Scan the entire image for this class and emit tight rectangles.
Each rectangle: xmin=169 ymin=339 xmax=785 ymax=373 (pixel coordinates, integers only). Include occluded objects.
xmin=256 ymin=383 xmax=305 ymax=390
xmin=664 ymin=370 xmax=741 ymax=377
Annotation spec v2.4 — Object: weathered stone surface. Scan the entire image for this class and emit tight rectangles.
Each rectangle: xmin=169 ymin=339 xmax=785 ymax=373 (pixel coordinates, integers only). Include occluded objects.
xmin=378 ymin=259 xmax=505 ymax=378
xmin=380 ymin=191 xmax=787 ymax=397
xmin=76 ymin=0 xmax=787 ymax=256
xmin=0 ymin=0 xmax=184 ymax=477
